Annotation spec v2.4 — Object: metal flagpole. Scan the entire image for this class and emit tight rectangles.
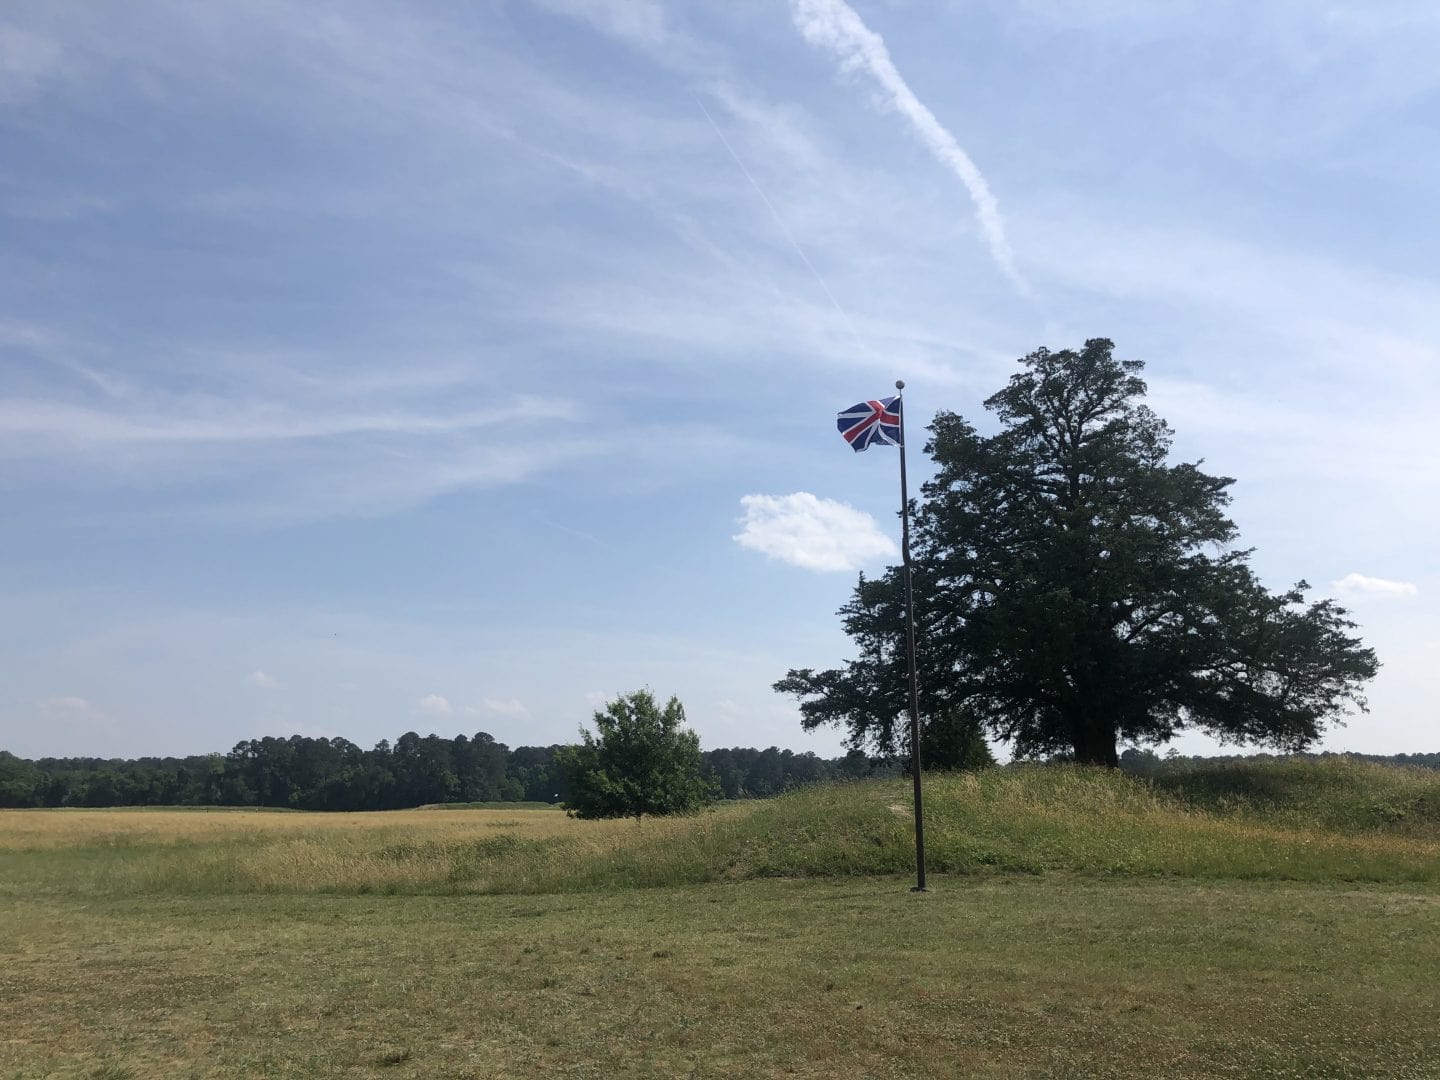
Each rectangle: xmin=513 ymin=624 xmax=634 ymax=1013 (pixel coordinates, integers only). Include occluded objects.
xmin=895 ymin=380 xmax=927 ymax=893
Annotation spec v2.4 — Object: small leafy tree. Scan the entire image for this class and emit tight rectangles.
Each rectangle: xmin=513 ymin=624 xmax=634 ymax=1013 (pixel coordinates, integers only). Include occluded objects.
xmin=921 ymin=706 xmax=996 ymax=771
xmin=557 ymin=690 xmax=718 ymax=818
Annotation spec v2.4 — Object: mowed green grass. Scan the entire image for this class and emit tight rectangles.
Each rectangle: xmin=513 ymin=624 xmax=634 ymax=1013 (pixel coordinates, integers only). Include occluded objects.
xmin=3 ymin=760 xmax=1439 ymax=1077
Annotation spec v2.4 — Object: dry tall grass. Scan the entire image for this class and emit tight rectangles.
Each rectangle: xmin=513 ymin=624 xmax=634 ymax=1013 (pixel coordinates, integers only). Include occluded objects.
xmin=0 ymin=803 xmax=762 ymax=895
xmin=0 ymin=806 xmax=587 ymax=851
xmin=4 ymin=761 xmax=1439 ymax=897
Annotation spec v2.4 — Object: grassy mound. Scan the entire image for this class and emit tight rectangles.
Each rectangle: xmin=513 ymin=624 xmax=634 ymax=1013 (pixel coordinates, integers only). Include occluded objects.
xmin=1148 ymin=756 xmax=1440 ymax=832
xmin=4 ymin=759 xmax=1438 ymax=896
xmin=545 ymin=762 xmax=1440 ymax=891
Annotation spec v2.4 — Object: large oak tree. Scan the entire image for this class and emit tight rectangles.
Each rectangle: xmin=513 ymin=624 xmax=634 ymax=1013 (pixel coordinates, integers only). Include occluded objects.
xmin=777 ymin=340 xmax=1378 ymax=766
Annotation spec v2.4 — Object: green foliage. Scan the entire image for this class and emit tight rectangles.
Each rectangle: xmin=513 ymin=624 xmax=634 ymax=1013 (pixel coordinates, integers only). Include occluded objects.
xmin=557 ymin=690 xmax=719 ymax=819
xmin=0 ymin=751 xmax=43 ymax=806
xmin=779 ymin=339 xmax=1379 ymax=765
xmin=920 ymin=706 xmax=996 ymax=771
xmin=0 ymin=736 xmax=910 ymax=811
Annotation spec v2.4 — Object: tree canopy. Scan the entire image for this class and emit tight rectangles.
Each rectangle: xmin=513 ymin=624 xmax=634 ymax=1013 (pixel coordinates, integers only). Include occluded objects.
xmin=557 ymin=690 xmax=719 ymax=818
xmin=777 ymin=339 xmax=1379 ymax=766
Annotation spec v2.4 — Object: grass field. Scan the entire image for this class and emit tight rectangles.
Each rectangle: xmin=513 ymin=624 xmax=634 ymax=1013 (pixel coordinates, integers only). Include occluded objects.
xmin=3 ymin=760 xmax=1439 ymax=1077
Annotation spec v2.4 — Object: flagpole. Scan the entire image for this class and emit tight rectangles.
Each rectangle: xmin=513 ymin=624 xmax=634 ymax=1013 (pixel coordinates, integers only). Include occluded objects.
xmin=895 ymin=379 xmax=927 ymax=893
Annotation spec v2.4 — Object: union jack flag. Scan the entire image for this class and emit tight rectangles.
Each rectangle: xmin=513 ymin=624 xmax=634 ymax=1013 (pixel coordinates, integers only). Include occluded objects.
xmin=837 ymin=396 xmax=902 ymax=452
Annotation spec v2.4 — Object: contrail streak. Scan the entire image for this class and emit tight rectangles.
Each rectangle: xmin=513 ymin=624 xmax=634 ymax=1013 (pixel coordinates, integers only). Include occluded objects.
xmin=791 ymin=0 xmax=1028 ymax=293
xmin=693 ymin=93 xmax=877 ymax=360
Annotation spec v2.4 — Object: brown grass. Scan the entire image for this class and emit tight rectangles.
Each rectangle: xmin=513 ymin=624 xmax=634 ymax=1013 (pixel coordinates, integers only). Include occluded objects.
xmin=0 ymin=806 xmax=584 ymax=850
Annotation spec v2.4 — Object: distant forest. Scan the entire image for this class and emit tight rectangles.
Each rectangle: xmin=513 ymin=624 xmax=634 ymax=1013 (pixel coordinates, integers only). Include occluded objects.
xmin=1 ymin=733 xmax=1436 ymax=811
xmin=0 ymin=732 xmax=904 ymax=810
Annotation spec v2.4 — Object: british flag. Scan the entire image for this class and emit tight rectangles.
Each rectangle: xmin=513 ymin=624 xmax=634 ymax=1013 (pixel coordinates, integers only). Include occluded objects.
xmin=836 ymin=396 xmax=902 ymax=452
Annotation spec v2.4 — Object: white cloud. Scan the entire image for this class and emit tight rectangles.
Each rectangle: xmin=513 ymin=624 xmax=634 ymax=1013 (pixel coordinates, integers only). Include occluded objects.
xmin=1332 ymin=573 xmax=1418 ymax=599
xmin=272 ymin=719 xmax=341 ymax=740
xmin=248 ymin=670 xmax=281 ymax=690
xmin=734 ymin=492 xmax=897 ymax=572
xmin=479 ymin=697 xmax=529 ymax=717
xmin=38 ymin=695 xmax=101 ymax=716
xmin=416 ymin=693 xmax=453 ymax=715
xmin=790 ymin=0 xmax=1026 ymax=291
xmin=33 ymin=696 xmax=114 ymax=736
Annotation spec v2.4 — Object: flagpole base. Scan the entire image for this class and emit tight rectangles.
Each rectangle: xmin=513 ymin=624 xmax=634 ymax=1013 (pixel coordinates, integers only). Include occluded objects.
xmin=910 ymin=886 xmax=927 ymax=893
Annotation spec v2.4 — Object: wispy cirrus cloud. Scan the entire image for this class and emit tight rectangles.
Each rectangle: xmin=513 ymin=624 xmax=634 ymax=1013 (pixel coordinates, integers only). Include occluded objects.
xmin=0 ymin=330 xmax=600 ymax=521
xmin=0 ymin=394 xmax=582 ymax=445
xmin=735 ymin=492 xmax=897 ymax=572
xmin=528 ymin=0 xmax=673 ymax=51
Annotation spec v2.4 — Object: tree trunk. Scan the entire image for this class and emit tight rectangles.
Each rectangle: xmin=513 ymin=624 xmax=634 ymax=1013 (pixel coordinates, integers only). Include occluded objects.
xmin=1072 ymin=727 xmax=1119 ymax=768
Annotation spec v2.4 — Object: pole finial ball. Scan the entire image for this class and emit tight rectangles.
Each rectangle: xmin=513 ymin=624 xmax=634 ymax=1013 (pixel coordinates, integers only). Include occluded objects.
xmin=895 ymin=379 xmax=905 ymax=390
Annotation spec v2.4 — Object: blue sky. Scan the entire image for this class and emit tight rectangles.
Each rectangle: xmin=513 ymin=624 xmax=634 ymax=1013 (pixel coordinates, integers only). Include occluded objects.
xmin=2 ymin=0 xmax=1436 ymax=760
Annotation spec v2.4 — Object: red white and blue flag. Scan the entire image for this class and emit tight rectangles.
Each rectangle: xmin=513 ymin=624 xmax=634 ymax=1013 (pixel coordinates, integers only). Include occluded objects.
xmin=837 ymin=396 xmax=902 ymax=452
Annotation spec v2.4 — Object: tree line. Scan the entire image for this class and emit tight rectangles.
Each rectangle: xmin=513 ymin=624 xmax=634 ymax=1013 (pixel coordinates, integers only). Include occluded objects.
xmin=0 ymin=733 xmax=905 ymax=811
xmin=3 ymin=733 xmax=1432 ymax=813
